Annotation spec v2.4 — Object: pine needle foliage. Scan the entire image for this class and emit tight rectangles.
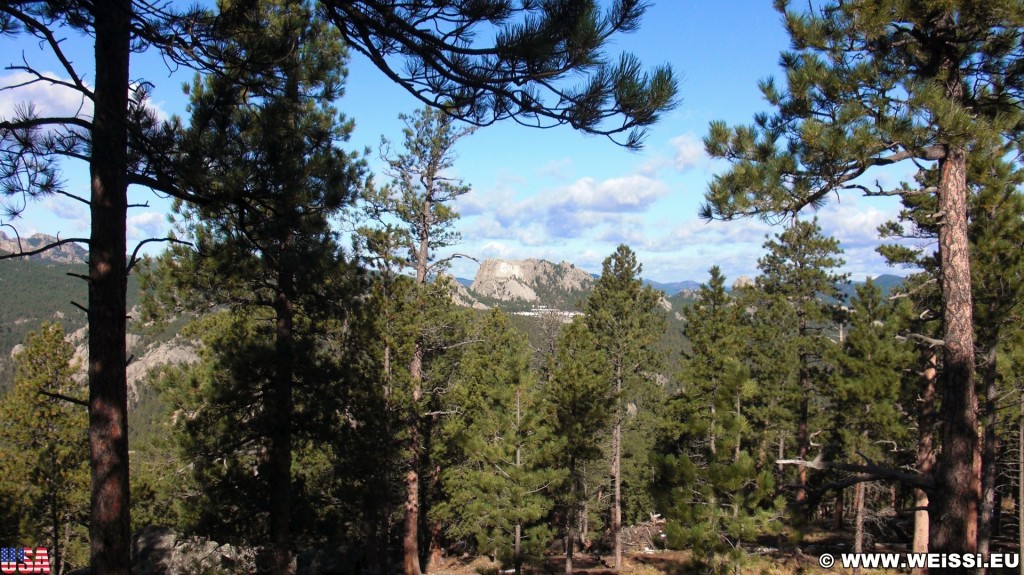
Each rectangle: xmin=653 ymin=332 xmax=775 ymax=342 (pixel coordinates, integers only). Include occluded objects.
xmin=436 ymin=310 xmax=557 ymax=573
xmin=0 ymin=323 xmax=89 ymax=573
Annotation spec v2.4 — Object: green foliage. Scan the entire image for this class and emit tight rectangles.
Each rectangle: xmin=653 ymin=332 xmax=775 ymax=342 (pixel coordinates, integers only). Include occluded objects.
xmin=0 ymin=323 xmax=89 ymax=572
xmin=702 ymin=0 xmax=1024 ymax=223
xmin=584 ymin=245 xmax=667 ymax=525
xmin=321 ymin=1 xmax=677 ymax=149
xmin=828 ymin=280 xmax=915 ymax=461
xmin=359 ymin=106 xmax=473 ymax=284
xmin=156 ymin=310 xmax=352 ymax=544
xmin=655 ymin=268 xmax=782 ymax=569
xmin=435 ymin=310 xmax=557 ymax=568
xmin=549 ymin=316 xmax=611 ymax=503
xmin=143 ymin=3 xmax=368 ymax=569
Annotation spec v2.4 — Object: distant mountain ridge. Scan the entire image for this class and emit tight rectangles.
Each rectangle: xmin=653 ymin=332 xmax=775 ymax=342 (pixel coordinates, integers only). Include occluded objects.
xmin=0 ymin=231 xmax=88 ymax=264
xmin=470 ymin=259 xmax=594 ymax=306
xmin=456 ymin=258 xmax=905 ymax=312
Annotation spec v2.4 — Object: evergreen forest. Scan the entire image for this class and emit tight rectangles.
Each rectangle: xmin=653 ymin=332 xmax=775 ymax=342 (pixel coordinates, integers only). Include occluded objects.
xmin=2 ymin=1 xmax=1024 ymax=575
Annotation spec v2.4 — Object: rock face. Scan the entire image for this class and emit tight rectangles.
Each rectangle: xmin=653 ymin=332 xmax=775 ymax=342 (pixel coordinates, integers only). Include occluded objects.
xmin=66 ymin=326 xmax=198 ymax=405
xmin=732 ymin=275 xmax=754 ymax=290
xmin=447 ymin=277 xmax=489 ymax=310
xmin=0 ymin=231 xmax=88 ymax=264
xmin=470 ymin=258 xmax=594 ymax=304
xmin=131 ymin=525 xmax=258 ymax=575
xmin=130 ymin=526 xmax=358 ymax=575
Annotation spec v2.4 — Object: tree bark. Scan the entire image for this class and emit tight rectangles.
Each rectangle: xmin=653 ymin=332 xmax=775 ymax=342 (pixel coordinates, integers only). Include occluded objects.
xmin=405 ymin=198 xmax=430 ymax=575
xmin=404 ymin=450 xmax=422 ymax=575
xmin=930 ymin=144 xmax=979 ymax=561
xmin=612 ymin=362 xmax=622 ymax=571
xmin=854 ymin=481 xmax=865 ymax=575
xmin=833 ymin=490 xmax=845 ymax=531
xmin=267 ymin=267 xmax=296 ymax=575
xmin=913 ymin=349 xmax=937 ymax=573
xmin=978 ymin=343 xmax=1000 ymax=573
xmin=565 ymin=456 xmax=577 ymax=575
xmin=88 ymin=1 xmax=132 ymax=573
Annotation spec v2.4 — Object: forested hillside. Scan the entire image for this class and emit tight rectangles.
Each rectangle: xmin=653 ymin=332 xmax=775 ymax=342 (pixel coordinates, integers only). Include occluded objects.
xmin=2 ymin=1 xmax=1022 ymax=575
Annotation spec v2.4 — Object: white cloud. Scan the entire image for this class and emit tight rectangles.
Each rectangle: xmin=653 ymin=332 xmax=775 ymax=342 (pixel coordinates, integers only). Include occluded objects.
xmin=0 ymin=73 xmax=171 ymax=124
xmin=669 ymin=134 xmax=708 ymax=172
xmin=44 ymin=195 xmax=88 ymax=224
xmin=638 ymin=132 xmax=710 ymax=175
xmin=537 ymin=157 xmax=573 ymax=180
xmin=465 ymin=173 xmax=668 ymax=244
xmin=127 ymin=211 xmax=167 ymax=241
xmin=0 ymin=71 xmax=92 ymax=119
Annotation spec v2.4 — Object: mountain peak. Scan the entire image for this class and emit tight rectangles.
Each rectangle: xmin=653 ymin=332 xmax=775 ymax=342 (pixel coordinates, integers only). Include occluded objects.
xmin=0 ymin=231 xmax=88 ymax=264
xmin=470 ymin=258 xmax=594 ymax=305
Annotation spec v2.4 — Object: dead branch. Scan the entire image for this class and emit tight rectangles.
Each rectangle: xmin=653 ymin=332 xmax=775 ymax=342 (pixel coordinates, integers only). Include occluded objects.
xmin=777 ymin=458 xmax=934 ymax=491
xmin=38 ymin=389 xmax=88 ymax=407
xmin=896 ymin=332 xmax=945 ymax=348
xmin=888 ymin=278 xmax=937 ymax=301
xmin=127 ymin=237 xmax=193 ymax=273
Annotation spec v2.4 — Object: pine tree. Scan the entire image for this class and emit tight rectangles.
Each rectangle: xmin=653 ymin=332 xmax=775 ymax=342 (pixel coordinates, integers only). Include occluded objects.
xmin=357 ymin=106 xmax=475 ymax=575
xmin=754 ymin=218 xmax=846 ymax=516
xmin=0 ymin=323 xmax=89 ymax=573
xmin=583 ymin=244 xmax=666 ymax=569
xmin=879 ymin=146 xmax=1024 ymax=559
xmin=435 ymin=310 xmax=556 ymax=574
xmin=702 ymin=1 xmax=1024 ymax=556
xmin=654 ymin=267 xmax=783 ymax=572
xmin=145 ymin=2 xmax=364 ymax=572
xmin=828 ymin=281 xmax=916 ymax=492
xmin=548 ymin=318 xmax=611 ymax=575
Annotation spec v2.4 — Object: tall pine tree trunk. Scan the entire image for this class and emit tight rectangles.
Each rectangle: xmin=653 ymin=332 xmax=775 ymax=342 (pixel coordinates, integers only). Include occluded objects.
xmin=913 ymin=349 xmax=938 ymax=572
xmin=854 ymin=481 xmax=865 ymax=575
xmin=269 ymin=278 xmax=296 ymax=575
xmin=796 ymin=359 xmax=810 ymax=517
xmin=404 ymin=346 xmax=423 ymax=575
xmin=565 ymin=456 xmax=577 ymax=575
xmin=514 ymin=390 xmax=523 ymax=575
xmin=404 ymin=423 xmax=422 ymax=575
xmin=931 ymin=144 xmax=979 ymax=559
xmin=979 ymin=343 xmax=1001 ymax=570
xmin=89 ymin=1 xmax=132 ymax=572
xmin=612 ymin=362 xmax=623 ymax=571
xmin=405 ymin=202 xmax=432 ymax=575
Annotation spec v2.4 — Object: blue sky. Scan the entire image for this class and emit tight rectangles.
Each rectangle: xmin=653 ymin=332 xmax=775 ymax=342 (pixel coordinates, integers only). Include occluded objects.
xmin=0 ymin=1 xmax=923 ymax=284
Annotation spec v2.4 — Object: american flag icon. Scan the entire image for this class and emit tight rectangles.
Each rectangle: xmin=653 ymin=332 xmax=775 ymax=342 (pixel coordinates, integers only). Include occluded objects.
xmin=0 ymin=547 xmax=50 ymax=574
xmin=0 ymin=547 xmax=26 ymax=572
xmin=0 ymin=547 xmax=21 ymax=561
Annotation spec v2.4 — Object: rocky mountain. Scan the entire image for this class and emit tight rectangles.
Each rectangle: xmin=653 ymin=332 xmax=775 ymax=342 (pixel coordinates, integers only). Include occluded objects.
xmin=0 ymin=231 xmax=88 ymax=264
xmin=469 ymin=258 xmax=595 ymax=310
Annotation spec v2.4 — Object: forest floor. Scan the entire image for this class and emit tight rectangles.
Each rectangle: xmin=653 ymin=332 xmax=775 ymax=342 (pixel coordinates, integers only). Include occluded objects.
xmin=431 ymin=527 xmax=1023 ymax=575
xmin=435 ymin=547 xmax=836 ymax=575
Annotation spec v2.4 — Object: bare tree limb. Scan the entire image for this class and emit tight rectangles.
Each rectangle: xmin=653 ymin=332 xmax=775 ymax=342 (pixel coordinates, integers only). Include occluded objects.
xmin=777 ymin=458 xmax=934 ymax=490
xmin=126 ymin=237 xmax=192 ymax=273
xmin=38 ymin=389 xmax=89 ymax=407
xmin=897 ymin=332 xmax=945 ymax=348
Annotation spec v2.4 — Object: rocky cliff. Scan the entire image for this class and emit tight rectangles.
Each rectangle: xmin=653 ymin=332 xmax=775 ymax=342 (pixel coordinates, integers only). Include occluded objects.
xmin=0 ymin=231 xmax=88 ymax=264
xmin=470 ymin=258 xmax=594 ymax=306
